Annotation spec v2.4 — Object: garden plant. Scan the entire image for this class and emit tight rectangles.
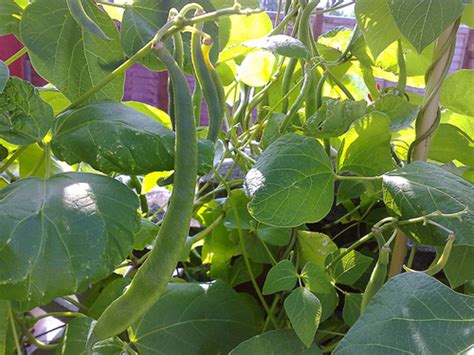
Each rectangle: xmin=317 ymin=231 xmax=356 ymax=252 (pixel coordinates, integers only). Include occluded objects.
xmin=0 ymin=0 xmax=473 ymax=353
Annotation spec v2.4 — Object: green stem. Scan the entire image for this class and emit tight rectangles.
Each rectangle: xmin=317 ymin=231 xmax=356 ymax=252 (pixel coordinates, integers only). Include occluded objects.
xmin=262 ymin=294 xmax=281 ymax=332
xmin=95 ymin=0 xmax=128 ymax=8
xmin=334 ymin=174 xmax=382 ymax=182
xmin=8 ymin=303 xmax=22 ymax=355
xmin=63 ymin=296 xmax=89 ymax=312
xmin=0 ymin=146 xmax=28 ymax=175
xmin=396 ymin=40 xmax=406 ymax=95
xmin=29 ymin=311 xmax=86 ymax=323
xmin=4 ymin=47 xmax=27 ymax=66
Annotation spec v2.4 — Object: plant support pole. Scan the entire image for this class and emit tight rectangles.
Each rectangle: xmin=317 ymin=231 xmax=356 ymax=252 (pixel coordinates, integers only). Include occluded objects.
xmin=388 ymin=20 xmax=460 ymax=278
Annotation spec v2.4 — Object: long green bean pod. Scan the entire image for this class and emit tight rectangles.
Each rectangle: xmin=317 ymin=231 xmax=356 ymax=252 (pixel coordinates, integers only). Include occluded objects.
xmin=403 ymin=233 xmax=455 ymax=276
xmin=360 ymin=228 xmax=390 ymax=312
xmin=66 ymin=0 xmax=110 ymax=40
xmin=280 ymin=58 xmax=297 ymax=112
xmin=279 ymin=63 xmax=312 ymax=133
xmin=93 ymin=42 xmax=198 ymax=340
xmin=191 ymin=20 xmax=223 ymax=142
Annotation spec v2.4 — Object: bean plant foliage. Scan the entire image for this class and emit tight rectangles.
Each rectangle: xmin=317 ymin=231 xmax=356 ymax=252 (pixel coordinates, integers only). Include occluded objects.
xmin=0 ymin=0 xmax=473 ymax=353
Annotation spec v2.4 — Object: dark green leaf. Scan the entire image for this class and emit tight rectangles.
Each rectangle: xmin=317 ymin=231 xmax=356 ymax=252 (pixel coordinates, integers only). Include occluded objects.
xmin=230 ymin=329 xmax=322 ymax=355
xmin=51 ymin=102 xmax=174 ymax=175
xmin=262 ymin=260 xmax=298 ymax=295
xmin=0 ymin=0 xmax=22 ymax=35
xmin=0 ymin=61 xmax=8 ymax=94
xmin=383 ymin=162 xmax=474 ymax=245
xmin=131 ymin=281 xmax=261 ymax=354
xmin=0 ymin=144 xmax=8 ymax=161
xmin=355 ymin=0 xmax=401 ymax=58
xmin=387 ymin=0 xmax=464 ymax=52
xmin=305 ymin=99 xmax=367 ymax=138
xmin=0 ymin=301 xmax=7 ymax=353
xmin=0 ymin=172 xmax=139 ymax=306
xmin=284 ymin=287 xmax=321 ymax=348
xmin=367 ymin=95 xmax=420 ymax=131
xmin=334 ymin=273 xmax=474 ymax=354
xmin=300 ymin=262 xmax=333 ymax=294
xmin=261 ymin=113 xmax=286 ymax=149
xmin=245 ymin=134 xmax=335 ymax=227
xmin=435 ymin=245 xmax=474 ymax=288
xmin=256 ymin=224 xmax=291 ymax=246
xmin=440 ymin=69 xmax=474 ymax=117
xmin=0 ymin=78 xmax=53 ymax=145
xmin=337 ymin=112 xmax=394 ymax=177
xmin=241 ymin=35 xmax=309 ymax=59
xmin=56 ymin=317 xmax=129 ymax=354
xmin=329 ymin=249 xmax=373 ymax=286
xmin=20 ymin=0 xmax=124 ymax=103
xmin=229 ymin=258 xmax=263 ymax=287
xmin=342 ymin=293 xmax=362 ymax=327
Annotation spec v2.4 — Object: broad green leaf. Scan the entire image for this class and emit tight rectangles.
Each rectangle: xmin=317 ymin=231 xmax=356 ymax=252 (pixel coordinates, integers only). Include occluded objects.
xmin=131 ymin=281 xmax=261 ymax=354
xmin=224 ymin=189 xmax=253 ymax=229
xmin=435 ymin=245 xmax=474 ymax=288
xmin=387 ymin=0 xmax=465 ymax=52
xmin=256 ymin=224 xmax=291 ymax=246
xmin=300 ymin=262 xmax=333 ymax=294
xmin=284 ymin=287 xmax=322 ymax=348
xmin=318 ymin=285 xmax=339 ymax=322
xmin=383 ymin=162 xmax=474 ymax=246
xmin=430 ymin=123 xmax=474 ymax=166
xmin=0 ymin=0 xmax=22 ymax=35
xmin=462 ymin=2 xmax=474 ymax=27
xmin=0 ymin=78 xmax=53 ymax=145
xmin=241 ymin=35 xmax=309 ymax=59
xmin=367 ymin=95 xmax=420 ymax=130
xmin=230 ymin=329 xmax=322 ymax=355
xmin=121 ymin=0 xmax=218 ymax=73
xmin=51 ymin=102 xmax=174 ymax=175
xmin=20 ymin=0 xmax=124 ymax=103
xmin=88 ymin=278 xmax=130 ymax=319
xmin=245 ymin=134 xmax=335 ymax=227
xmin=355 ymin=0 xmax=401 ymax=58
xmin=51 ymin=102 xmax=212 ymax=175
xmin=336 ymin=180 xmax=366 ymax=204
xmin=328 ymin=249 xmax=373 ymax=286
xmin=342 ymin=293 xmax=362 ymax=327
xmin=441 ymin=110 xmax=474 ymax=140
xmin=334 ymin=273 xmax=474 ymax=354
xmin=0 ymin=61 xmax=8 ymax=94
xmin=0 ymin=301 xmax=7 ymax=354
xmin=18 ymin=144 xmax=63 ymax=178
xmin=133 ymin=219 xmax=159 ymax=250
xmin=0 ymin=172 xmax=140 ymax=306
xmin=262 ymin=260 xmax=298 ymax=295
xmin=297 ymin=231 xmax=338 ymax=269
xmin=337 ymin=112 xmax=394 ymax=177
xmin=56 ymin=317 xmax=130 ymax=354
xmin=219 ymin=12 xmax=272 ymax=62
xmin=440 ymin=69 xmax=474 ymax=117
xmin=237 ymin=50 xmax=276 ymax=87
xmin=242 ymin=231 xmax=278 ymax=264
xmin=305 ymin=99 xmax=367 ymax=138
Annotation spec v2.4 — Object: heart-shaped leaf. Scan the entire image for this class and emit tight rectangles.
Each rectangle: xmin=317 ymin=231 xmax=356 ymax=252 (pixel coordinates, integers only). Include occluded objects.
xmin=334 ymin=273 xmax=474 ymax=354
xmin=284 ymin=287 xmax=322 ymax=348
xmin=0 ymin=77 xmax=53 ymax=145
xmin=367 ymin=95 xmax=420 ymax=131
xmin=245 ymin=134 xmax=334 ymax=227
xmin=131 ymin=281 xmax=261 ymax=355
xmin=0 ymin=0 xmax=22 ymax=35
xmin=262 ymin=260 xmax=298 ymax=295
xmin=441 ymin=69 xmax=474 ymax=117
xmin=230 ymin=329 xmax=322 ymax=355
xmin=383 ymin=161 xmax=474 ymax=246
xmin=387 ymin=0 xmax=465 ymax=52
xmin=20 ymin=0 xmax=124 ymax=103
xmin=0 ymin=172 xmax=139 ymax=307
